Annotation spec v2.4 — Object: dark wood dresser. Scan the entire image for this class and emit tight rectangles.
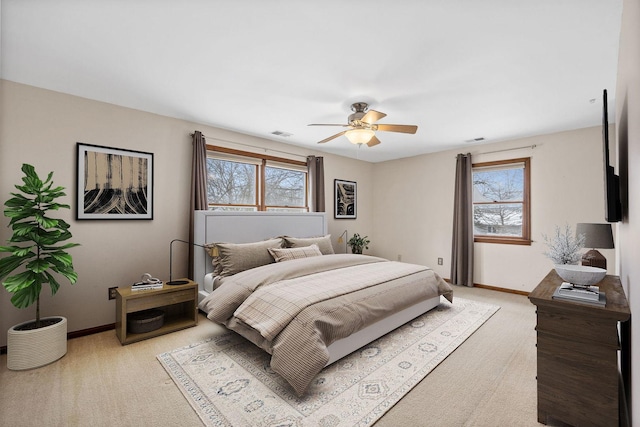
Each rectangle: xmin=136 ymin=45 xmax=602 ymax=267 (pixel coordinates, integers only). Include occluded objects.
xmin=529 ymin=270 xmax=630 ymax=427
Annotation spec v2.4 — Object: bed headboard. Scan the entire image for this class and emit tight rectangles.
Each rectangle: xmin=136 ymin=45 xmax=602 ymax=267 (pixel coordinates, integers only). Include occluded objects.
xmin=193 ymin=211 xmax=328 ymax=298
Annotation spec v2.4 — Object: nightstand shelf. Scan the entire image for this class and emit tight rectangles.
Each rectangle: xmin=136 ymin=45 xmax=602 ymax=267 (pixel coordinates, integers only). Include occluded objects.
xmin=115 ymin=280 xmax=198 ymax=345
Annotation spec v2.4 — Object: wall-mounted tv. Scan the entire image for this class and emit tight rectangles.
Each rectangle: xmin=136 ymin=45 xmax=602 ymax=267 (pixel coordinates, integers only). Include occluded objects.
xmin=602 ymin=89 xmax=621 ymax=222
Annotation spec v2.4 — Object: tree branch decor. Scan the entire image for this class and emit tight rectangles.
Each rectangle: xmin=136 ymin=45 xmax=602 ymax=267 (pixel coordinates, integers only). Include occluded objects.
xmin=542 ymin=224 xmax=585 ymax=265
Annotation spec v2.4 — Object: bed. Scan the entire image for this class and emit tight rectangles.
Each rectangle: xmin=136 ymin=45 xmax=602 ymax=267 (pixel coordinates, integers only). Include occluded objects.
xmin=194 ymin=211 xmax=453 ymax=396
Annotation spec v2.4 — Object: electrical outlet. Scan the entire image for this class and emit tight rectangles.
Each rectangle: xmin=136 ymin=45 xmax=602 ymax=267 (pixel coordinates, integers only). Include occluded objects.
xmin=397 ymin=254 xmax=402 ymax=261
xmin=437 ymin=257 xmax=443 ymax=265
xmin=108 ymin=286 xmax=118 ymax=300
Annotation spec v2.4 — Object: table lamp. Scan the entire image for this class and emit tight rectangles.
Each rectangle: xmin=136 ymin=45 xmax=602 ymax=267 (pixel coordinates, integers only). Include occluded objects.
xmin=576 ymin=223 xmax=614 ymax=270
xmin=167 ymin=238 xmax=208 ymax=285
xmin=337 ymin=230 xmax=348 ymax=253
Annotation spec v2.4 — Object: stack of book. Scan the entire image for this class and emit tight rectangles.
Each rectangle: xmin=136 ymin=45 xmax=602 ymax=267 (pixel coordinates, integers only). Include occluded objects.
xmin=131 ymin=280 xmax=163 ymax=291
xmin=552 ymin=282 xmax=606 ymax=306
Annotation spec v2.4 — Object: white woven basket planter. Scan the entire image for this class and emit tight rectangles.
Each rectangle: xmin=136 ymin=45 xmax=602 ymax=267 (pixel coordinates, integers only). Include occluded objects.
xmin=7 ymin=316 xmax=68 ymax=370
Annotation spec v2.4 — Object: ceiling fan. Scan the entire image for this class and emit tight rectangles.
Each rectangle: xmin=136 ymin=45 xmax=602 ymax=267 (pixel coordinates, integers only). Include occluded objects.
xmin=308 ymin=102 xmax=418 ymax=147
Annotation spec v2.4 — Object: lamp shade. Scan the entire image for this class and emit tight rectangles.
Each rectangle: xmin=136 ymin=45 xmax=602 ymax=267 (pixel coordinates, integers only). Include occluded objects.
xmin=345 ymin=129 xmax=375 ymax=145
xmin=576 ymin=223 xmax=614 ymax=249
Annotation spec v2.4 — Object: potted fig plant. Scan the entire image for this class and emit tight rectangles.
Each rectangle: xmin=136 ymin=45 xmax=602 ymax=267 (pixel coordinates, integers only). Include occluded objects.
xmin=0 ymin=164 xmax=79 ymax=370
xmin=347 ymin=233 xmax=370 ymax=254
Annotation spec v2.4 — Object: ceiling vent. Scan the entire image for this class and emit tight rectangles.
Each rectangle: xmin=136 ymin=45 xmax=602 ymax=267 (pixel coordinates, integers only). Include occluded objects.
xmin=465 ymin=137 xmax=485 ymax=143
xmin=271 ymin=130 xmax=293 ymax=137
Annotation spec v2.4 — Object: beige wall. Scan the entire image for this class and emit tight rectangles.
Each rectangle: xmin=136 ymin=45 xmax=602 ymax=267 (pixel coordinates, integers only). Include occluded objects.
xmin=0 ymin=77 xmax=623 ymax=353
xmin=373 ymin=127 xmax=613 ymax=292
xmin=616 ymin=0 xmax=639 ymax=421
xmin=0 ymin=80 xmax=374 ymax=346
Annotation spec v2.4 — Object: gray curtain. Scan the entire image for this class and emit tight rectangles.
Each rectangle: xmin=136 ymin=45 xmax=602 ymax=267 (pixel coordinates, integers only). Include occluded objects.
xmin=451 ymin=153 xmax=474 ymax=287
xmin=307 ymin=155 xmax=325 ymax=212
xmin=188 ymin=131 xmax=208 ymax=279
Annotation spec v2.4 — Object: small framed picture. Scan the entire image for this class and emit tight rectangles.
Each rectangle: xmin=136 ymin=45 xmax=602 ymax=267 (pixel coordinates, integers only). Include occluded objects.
xmin=334 ymin=179 xmax=356 ymax=219
xmin=76 ymin=143 xmax=153 ymax=220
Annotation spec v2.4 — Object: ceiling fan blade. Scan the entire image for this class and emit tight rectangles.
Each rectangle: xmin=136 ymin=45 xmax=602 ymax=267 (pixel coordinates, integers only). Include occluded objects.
xmin=361 ymin=110 xmax=387 ymax=124
xmin=308 ymin=123 xmax=350 ymax=127
xmin=366 ymin=135 xmax=381 ymax=147
xmin=318 ymin=131 xmax=347 ymax=144
xmin=375 ymin=124 xmax=418 ymax=134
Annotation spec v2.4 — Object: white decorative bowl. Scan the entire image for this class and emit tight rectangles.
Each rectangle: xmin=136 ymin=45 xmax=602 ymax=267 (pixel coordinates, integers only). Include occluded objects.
xmin=554 ymin=264 xmax=607 ymax=287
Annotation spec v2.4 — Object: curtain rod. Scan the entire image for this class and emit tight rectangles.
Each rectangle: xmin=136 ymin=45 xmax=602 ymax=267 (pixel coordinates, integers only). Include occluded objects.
xmin=192 ymin=133 xmax=309 ymax=160
xmin=478 ymin=144 xmax=537 ymax=155
xmin=457 ymin=144 xmax=538 ymax=158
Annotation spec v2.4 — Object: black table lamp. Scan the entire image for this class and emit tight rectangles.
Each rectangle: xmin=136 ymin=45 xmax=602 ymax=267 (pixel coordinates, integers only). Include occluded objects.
xmin=167 ymin=238 xmax=207 ymax=285
xmin=576 ymin=223 xmax=614 ymax=270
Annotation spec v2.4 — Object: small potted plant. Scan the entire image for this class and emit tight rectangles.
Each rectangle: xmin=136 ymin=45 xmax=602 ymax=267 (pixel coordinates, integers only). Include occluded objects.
xmin=347 ymin=233 xmax=370 ymax=254
xmin=0 ymin=164 xmax=80 ymax=370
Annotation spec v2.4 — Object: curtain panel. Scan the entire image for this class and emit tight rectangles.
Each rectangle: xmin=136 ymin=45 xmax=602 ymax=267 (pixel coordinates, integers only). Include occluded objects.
xmin=451 ymin=153 xmax=474 ymax=287
xmin=188 ymin=131 xmax=208 ymax=279
xmin=307 ymin=155 xmax=325 ymax=212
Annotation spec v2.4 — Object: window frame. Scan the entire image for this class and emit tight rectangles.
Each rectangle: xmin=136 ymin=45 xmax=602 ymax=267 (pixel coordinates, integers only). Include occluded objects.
xmin=472 ymin=157 xmax=531 ymax=246
xmin=206 ymin=145 xmax=309 ymax=212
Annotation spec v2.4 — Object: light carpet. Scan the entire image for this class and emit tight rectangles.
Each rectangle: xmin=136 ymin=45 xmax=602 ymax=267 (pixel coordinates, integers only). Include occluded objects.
xmin=157 ymin=297 xmax=499 ymax=427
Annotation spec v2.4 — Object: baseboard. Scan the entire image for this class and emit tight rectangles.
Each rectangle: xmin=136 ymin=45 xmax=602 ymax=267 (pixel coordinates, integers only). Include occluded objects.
xmin=444 ymin=278 xmax=529 ymax=296
xmin=0 ymin=323 xmax=115 ymax=355
xmin=67 ymin=323 xmax=115 ymax=339
xmin=474 ymin=283 xmax=529 ymax=296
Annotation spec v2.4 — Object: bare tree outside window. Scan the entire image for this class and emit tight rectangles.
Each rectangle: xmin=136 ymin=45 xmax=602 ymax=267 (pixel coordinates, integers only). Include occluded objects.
xmin=265 ymin=166 xmax=306 ymax=208
xmin=472 ymin=158 xmax=531 ymax=245
xmin=207 ymin=158 xmax=256 ymax=211
xmin=206 ymin=155 xmax=307 ymax=212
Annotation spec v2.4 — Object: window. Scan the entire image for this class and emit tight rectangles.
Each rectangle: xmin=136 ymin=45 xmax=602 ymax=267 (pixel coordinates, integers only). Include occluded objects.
xmin=472 ymin=157 xmax=531 ymax=245
xmin=206 ymin=146 xmax=308 ymax=212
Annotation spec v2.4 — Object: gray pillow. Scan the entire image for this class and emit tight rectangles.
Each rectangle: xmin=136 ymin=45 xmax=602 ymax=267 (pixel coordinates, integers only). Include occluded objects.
xmin=283 ymin=235 xmax=334 ymax=255
xmin=214 ymin=238 xmax=283 ymax=276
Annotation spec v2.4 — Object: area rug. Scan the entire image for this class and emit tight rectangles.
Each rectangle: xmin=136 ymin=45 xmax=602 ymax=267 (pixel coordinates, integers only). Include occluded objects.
xmin=157 ymin=297 xmax=499 ymax=427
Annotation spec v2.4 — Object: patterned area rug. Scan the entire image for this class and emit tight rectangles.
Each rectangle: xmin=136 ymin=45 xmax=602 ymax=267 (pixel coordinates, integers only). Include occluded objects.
xmin=157 ymin=297 xmax=499 ymax=427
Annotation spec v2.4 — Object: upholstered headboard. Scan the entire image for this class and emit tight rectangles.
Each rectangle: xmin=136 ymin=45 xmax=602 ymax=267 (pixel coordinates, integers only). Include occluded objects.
xmin=193 ymin=211 xmax=328 ymax=301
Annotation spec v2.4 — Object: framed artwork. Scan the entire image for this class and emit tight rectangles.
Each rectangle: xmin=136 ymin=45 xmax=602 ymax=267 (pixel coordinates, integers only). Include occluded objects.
xmin=76 ymin=143 xmax=153 ymax=220
xmin=334 ymin=179 xmax=357 ymax=219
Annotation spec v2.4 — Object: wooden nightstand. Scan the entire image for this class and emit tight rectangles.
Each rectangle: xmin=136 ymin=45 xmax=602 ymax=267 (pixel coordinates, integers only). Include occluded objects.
xmin=529 ymin=270 xmax=630 ymax=426
xmin=115 ymin=279 xmax=198 ymax=345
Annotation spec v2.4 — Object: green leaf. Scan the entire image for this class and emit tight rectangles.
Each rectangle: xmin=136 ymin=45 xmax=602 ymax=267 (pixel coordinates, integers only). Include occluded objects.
xmin=5 ymin=209 xmax=37 ymax=221
xmin=45 ymin=202 xmax=71 ymax=212
xmin=11 ymin=284 xmax=41 ymax=309
xmin=3 ymin=270 xmax=36 ymax=292
xmin=21 ymin=163 xmax=36 ymax=177
xmin=7 ymin=246 xmax=35 ymax=258
xmin=42 ymin=242 xmax=80 ymax=251
xmin=36 ymin=215 xmax=59 ymax=229
xmin=46 ymin=251 xmax=73 ymax=267
xmin=45 ymin=272 xmax=62 ymax=295
xmin=4 ymin=194 xmax=30 ymax=207
xmin=10 ymin=221 xmax=38 ymax=237
xmin=53 ymin=266 xmax=78 ymax=284
xmin=27 ymin=258 xmax=51 ymax=273
xmin=0 ymin=255 xmax=27 ymax=280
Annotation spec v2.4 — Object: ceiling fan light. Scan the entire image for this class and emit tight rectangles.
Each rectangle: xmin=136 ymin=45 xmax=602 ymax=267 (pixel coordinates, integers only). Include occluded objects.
xmin=345 ymin=129 xmax=375 ymax=145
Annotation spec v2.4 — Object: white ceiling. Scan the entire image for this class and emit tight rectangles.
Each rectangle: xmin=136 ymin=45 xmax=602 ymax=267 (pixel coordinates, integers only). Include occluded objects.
xmin=1 ymin=0 xmax=623 ymax=163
